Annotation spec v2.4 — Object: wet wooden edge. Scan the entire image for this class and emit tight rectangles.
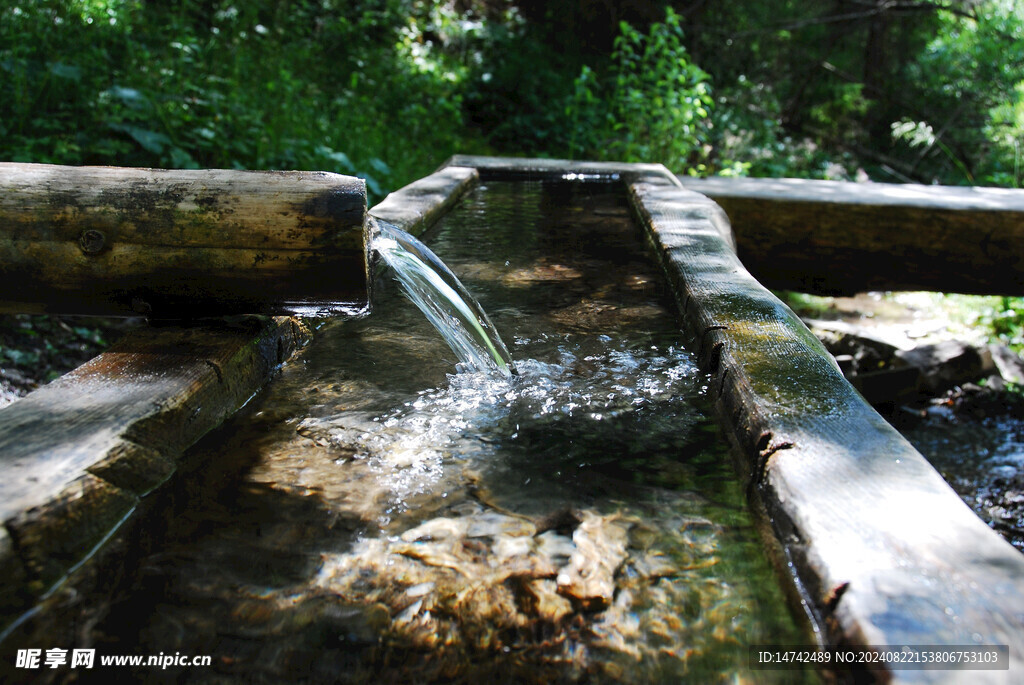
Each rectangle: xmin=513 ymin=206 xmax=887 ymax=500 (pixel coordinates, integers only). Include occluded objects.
xmin=370 ymin=164 xmax=480 ymax=236
xmin=679 ymin=176 xmax=1024 ymax=296
xmin=0 ymin=316 xmax=311 ymax=635
xmin=442 ymin=157 xmax=1024 ymax=683
xmin=369 ymin=164 xmax=481 ymax=301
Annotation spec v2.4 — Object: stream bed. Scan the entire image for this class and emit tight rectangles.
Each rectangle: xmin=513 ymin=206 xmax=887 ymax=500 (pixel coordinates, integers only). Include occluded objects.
xmin=892 ymin=396 xmax=1024 ymax=552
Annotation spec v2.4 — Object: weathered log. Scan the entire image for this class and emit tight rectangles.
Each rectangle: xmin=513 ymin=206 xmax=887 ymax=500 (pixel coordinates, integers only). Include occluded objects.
xmin=0 ymin=315 xmax=309 ymax=623
xmin=679 ymin=176 xmax=1024 ymax=296
xmin=0 ymin=163 xmax=368 ymax=316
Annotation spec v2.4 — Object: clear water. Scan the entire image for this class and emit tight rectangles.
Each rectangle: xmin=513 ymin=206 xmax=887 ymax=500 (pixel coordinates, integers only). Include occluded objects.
xmin=895 ymin=405 xmax=1024 ymax=551
xmin=80 ymin=181 xmax=813 ymax=683
xmin=370 ymin=219 xmax=515 ymax=377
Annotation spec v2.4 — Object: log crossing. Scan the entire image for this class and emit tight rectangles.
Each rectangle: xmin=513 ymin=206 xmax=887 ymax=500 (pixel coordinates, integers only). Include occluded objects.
xmin=680 ymin=176 xmax=1024 ymax=296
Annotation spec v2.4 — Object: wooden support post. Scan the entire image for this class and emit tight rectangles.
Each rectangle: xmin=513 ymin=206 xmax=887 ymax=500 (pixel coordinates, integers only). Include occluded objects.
xmin=0 ymin=163 xmax=368 ymax=317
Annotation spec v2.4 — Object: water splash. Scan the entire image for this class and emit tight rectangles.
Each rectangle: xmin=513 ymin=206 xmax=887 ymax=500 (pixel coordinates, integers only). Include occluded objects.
xmin=369 ymin=217 xmax=516 ymax=377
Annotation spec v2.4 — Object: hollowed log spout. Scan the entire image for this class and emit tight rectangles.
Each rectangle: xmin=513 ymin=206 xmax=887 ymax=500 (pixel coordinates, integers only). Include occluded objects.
xmin=0 ymin=163 xmax=368 ymax=317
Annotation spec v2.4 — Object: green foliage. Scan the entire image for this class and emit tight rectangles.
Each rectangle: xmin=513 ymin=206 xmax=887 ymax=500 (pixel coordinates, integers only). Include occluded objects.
xmin=1 ymin=0 xmax=1021 ymax=192
xmin=565 ymin=9 xmax=712 ymax=172
xmin=0 ymin=0 xmax=489 ymax=202
xmin=691 ymin=0 xmax=1024 ymax=186
xmin=0 ymin=314 xmax=133 ymax=393
xmin=707 ymin=76 xmax=860 ymax=180
xmin=978 ymin=297 xmax=1024 ymax=351
xmin=893 ymin=1 xmax=1024 ymax=185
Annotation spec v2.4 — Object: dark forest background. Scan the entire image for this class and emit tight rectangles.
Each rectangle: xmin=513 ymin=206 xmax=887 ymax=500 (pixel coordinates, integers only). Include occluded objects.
xmin=3 ymin=0 xmax=1022 ymax=199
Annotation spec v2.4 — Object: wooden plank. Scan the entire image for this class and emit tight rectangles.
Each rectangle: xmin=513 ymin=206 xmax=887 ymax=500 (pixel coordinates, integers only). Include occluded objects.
xmin=370 ymin=165 xmax=479 ymax=237
xmin=0 ymin=315 xmax=309 ymax=622
xmin=679 ymin=176 xmax=1024 ymax=296
xmin=0 ymin=163 xmax=368 ymax=316
xmin=629 ymin=175 xmax=1024 ymax=682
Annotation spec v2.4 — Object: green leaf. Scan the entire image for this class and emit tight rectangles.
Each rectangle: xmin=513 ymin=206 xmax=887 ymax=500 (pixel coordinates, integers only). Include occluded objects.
xmin=315 ymin=145 xmax=353 ymax=170
xmin=47 ymin=62 xmax=82 ymax=82
xmin=108 ymin=123 xmax=171 ymax=154
xmin=104 ymin=86 xmax=151 ymax=110
xmin=368 ymin=157 xmax=391 ymax=176
xmin=168 ymin=147 xmax=199 ymax=169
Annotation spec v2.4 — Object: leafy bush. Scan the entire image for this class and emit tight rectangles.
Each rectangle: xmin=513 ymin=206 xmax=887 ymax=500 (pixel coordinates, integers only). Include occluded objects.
xmin=1 ymin=1 xmax=1021 ymax=191
xmin=0 ymin=0 xmax=489 ymax=203
xmin=565 ymin=8 xmax=712 ymax=172
xmin=980 ymin=297 xmax=1024 ymax=351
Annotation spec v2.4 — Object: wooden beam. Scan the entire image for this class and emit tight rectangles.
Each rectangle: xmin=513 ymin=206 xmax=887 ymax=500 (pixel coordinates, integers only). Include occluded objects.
xmin=370 ymin=165 xmax=479 ymax=238
xmin=628 ymin=174 xmax=1024 ymax=680
xmin=680 ymin=176 xmax=1024 ymax=295
xmin=0 ymin=163 xmax=368 ymax=316
xmin=0 ymin=316 xmax=309 ymax=625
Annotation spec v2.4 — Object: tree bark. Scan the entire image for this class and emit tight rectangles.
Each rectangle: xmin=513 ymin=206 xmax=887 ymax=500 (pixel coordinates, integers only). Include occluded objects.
xmin=0 ymin=163 xmax=368 ymax=317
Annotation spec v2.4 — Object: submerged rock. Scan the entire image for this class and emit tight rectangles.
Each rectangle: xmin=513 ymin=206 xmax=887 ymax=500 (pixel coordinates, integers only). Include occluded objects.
xmin=555 ymin=511 xmax=629 ymax=611
xmin=299 ymin=502 xmax=736 ymax=681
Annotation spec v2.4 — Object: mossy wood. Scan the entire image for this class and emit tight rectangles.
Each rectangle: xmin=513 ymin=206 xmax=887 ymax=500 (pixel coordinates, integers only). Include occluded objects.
xmin=629 ymin=178 xmax=1024 ymax=683
xmin=0 ymin=316 xmax=309 ymax=627
xmin=0 ymin=163 xmax=368 ymax=316
xmin=447 ymin=157 xmax=1024 ymax=682
xmin=681 ymin=176 xmax=1024 ymax=296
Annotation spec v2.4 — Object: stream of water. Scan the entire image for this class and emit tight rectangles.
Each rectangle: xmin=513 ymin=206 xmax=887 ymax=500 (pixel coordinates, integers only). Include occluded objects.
xmin=370 ymin=219 xmax=515 ymax=377
xmin=76 ymin=180 xmax=813 ymax=683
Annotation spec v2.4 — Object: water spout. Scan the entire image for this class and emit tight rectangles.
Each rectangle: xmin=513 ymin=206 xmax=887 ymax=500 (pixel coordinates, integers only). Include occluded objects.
xmin=369 ymin=217 xmax=516 ymax=377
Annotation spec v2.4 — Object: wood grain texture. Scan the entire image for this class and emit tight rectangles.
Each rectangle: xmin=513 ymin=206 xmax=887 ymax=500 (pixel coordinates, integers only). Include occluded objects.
xmin=0 ymin=163 xmax=368 ymax=316
xmin=680 ymin=176 xmax=1024 ymax=296
xmin=0 ymin=315 xmax=309 ymax=624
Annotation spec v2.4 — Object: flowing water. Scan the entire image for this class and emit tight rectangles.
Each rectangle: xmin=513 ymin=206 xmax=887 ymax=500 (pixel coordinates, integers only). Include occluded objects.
xmin=370 ymin=219 xmax=515 ymax=377
xmin=895 ymin=405 xmax=1024 ymax=551
xmin=78 ymin=180 xmax=814 ymax=683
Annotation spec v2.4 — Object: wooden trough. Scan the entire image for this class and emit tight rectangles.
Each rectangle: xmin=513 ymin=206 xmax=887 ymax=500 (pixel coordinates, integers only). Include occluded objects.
xmin=378 ymin=158 xmax=1024 ymax=683
xmin=1 ymin=159 xmax=1022 ymax=683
